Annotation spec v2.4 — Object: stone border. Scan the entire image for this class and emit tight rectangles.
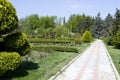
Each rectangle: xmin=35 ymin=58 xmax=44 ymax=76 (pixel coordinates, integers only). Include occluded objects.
xmin=103 ymin=41 xmax=120 ymax=80
xmin=49 ymin=45 xmax=89 ymax=80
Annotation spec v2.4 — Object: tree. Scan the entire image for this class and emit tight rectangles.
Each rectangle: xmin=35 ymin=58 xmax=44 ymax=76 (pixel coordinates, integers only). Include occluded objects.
xmin=104 ymin=13 xmax=113 ymax=36
xmin=111 ymin=9 xmax=120 ymax=36
xmin=54 ymin=25 xmax=69 ymax=38
xmin=81 ymin=30 xmax=92 ymax=42
xmin=92 ymin=12 xmax=103 ymax=38
xmin=19 ymin=14 xmax=40 ymax=35
xmin=0 ymin=0 xmax=31 ymax=76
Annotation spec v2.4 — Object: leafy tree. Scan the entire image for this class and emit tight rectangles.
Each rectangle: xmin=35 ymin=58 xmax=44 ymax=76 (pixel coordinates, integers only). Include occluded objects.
xmin=0 ymin=0 xmax=31 ymax=76
xmin=67 ymin=14 xmax=93 ymax=34
xmin=54 ymin=26 xmax=69 ymax=38
xmin=39 ymin=16 xmax=56 ymax=29
xmin=81 ymin=30 xmax=92 ymax=42
xmin=19 ymin=14 xmax=40 ymax=35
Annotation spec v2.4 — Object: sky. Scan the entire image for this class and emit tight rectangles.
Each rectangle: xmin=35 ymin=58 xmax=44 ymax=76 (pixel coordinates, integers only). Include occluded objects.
xmin=9 ymin=0 xmax=120 ymax=20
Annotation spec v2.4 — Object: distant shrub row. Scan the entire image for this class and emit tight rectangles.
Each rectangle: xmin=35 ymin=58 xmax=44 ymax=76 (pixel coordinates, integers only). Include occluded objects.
xmin=33 ymin=45 xmax=78 ymax=53
xmin=28 ymin=38 xmax=81 ymax=44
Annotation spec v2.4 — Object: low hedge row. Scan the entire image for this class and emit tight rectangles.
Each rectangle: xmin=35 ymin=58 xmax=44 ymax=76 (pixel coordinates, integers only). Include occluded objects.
xmin=33 ymin=45 xmax=78 ymax=53
xmin=28 ymin=38 xmax=81 ymax=44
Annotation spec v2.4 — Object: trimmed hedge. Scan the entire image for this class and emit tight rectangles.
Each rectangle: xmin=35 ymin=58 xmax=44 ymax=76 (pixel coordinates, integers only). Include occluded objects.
xmin=4 ymin=32 xmax=31 ymax=56
xmin=28 ymin=38 xmax=71 ymax=43
xmin=4 ymin=32 xmax=27 ymax=49
xmin=0 ymin=52 xmax=21 ymax=76
xmin=28 ymin=38 xmax=81 ymax=44
xmin=33 ymin=45 xmax=78 ymax=53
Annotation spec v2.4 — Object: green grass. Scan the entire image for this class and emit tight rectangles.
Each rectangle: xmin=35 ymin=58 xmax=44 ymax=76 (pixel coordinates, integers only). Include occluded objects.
xmin=107 ymin=45 xmax=120 ymax=74
xmin=1 ymin=43 xmax=89 ymax=80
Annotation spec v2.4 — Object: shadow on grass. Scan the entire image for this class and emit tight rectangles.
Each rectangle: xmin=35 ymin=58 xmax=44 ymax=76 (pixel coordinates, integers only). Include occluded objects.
xmin=0 ymin=61 xmax=39 ymax=80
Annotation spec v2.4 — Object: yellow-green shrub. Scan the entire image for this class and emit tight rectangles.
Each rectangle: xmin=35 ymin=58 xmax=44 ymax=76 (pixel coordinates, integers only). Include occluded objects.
xmin=81 ymin=30 xmax=92 ymax=42
xmin=0 ymin=52 xmax=21 ymax=76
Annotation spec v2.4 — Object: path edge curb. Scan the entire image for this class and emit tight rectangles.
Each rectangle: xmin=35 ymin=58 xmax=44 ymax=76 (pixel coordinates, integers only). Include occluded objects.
xmin=103 ymin=41 xmax=120 ymax=80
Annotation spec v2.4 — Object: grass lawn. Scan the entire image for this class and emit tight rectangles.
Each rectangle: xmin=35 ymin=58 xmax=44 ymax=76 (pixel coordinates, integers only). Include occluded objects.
xmin=107 ymin=45 xmax=120 ymax=74
xmin=1 ymin=43 xmax=89 ymax=80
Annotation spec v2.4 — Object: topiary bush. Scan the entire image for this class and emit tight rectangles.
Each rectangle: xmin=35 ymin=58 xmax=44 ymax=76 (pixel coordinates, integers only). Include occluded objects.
xmin=0 ymin=52 xmax=21 ymax=76
xmin=112 ymin=29 xmax=120 ymax=49
xmin=0 ymin=0 xmax=31 ymax=76
xmin=81 ymin=30 xmax=92 ymax=42
xmin=4 ymin=32 xmax=27 ymax=49
xmin=0 ymin=0 xmax=18 ymax=35
xmin=3 ymin=32 xmax=31 ymax=56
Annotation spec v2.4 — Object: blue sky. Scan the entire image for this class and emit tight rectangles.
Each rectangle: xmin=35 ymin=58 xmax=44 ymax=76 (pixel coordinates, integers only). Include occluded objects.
xmin=9 ymin=0 xmax=120 ymax=20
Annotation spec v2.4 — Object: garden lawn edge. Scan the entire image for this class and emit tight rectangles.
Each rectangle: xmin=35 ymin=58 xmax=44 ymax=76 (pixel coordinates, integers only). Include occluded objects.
xmin=103 ymin=41 xmax=120 ymax=80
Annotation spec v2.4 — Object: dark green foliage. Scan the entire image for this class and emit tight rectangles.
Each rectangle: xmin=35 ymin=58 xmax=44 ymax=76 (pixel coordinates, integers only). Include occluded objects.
xmin=4 ymin=32 xmax=27 ymax=49
xmin=104 ymin=36 xmax=113 ymax=45
xmin=82 ymin=30 xmax=92 ymax=42
xmin=0 ymin=40 xmax=5 ymax=52
xmin=16 ymin=41 xmax=32 ymax=56
xmin=0 ymin=0 xmax=18 ymax=34
xmin=33 ymin=46 xmax=78 ymax=53
xmin=0 ymin=52 xmax=21 ymax=76
xmin=111 ymin=9 xmax=120 ymax=36
xmin=112 ymin=28 xmax=120 ymax=49
xmin=4 ymin=32 xmax=31 ymax=56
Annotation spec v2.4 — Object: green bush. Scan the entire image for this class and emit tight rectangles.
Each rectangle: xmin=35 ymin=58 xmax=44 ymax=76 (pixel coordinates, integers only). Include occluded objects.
xmin=16 ymin=41 xmax=32 ymax=56
xmin=81 ymin=30 xmax=92 ymax=42
xmin=0 ymin=52 xmax=21 ymax=76
xmin=33 ymin=46 xmax=78 ymax=53
xmin=0 ymin=0 xmax=18 ymax=34
xmin=4 ymin=32 xmax=31 ymax=56
xmin=4 ymin=32 xmax=27 ymax=49
xmin=104 ymin=36 xmax=113 ymax=45
xmin=0 ymin=0 xmax=31 ymax=76
xmin=112 ymin=29 xmax=120 ymax=49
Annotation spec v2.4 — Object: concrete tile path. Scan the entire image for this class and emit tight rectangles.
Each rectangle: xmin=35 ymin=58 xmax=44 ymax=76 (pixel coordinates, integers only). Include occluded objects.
xmin=50 ymin=40 xmax=119 ymax=80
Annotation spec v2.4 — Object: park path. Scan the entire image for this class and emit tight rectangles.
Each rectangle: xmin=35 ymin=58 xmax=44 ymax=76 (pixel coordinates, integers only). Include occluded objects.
xmin=49 ymin=40 xmax=119 ymax=80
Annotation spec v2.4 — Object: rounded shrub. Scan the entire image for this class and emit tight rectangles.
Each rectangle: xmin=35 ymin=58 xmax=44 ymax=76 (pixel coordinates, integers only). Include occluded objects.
xmin=0 ymin=0 xmax=18 ymax=34
xmin=4 ymin=32 xmax=27 ymax=49
xmin=0 ymin=52 xmax=21 ymax=76
xmin=81 ymin=30 xmax=92 ymax=42
xmin=4 ymin=32 xmax=31 ymax=56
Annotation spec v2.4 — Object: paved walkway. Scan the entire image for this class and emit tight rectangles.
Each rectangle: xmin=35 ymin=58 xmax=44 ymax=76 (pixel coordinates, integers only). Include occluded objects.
xmin=50 ymin=40 xmax=119 ymax=80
